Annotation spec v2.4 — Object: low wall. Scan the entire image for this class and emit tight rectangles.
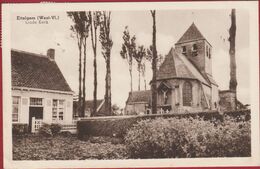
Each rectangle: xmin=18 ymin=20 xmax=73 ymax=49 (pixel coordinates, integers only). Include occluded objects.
xmin=77 ymin=109 xmax=250 ymax=138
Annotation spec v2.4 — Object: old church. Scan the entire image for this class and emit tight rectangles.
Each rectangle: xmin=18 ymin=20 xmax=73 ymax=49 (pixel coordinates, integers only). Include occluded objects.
xmin=125 ymin=23 xmax=220 ymax=115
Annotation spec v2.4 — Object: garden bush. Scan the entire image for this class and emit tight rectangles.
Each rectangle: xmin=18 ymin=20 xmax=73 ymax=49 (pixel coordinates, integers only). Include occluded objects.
xmin=125 ymin=117 xmax=251 ymax=158
xmin=12 ymin=124 xmax=29 ymax=135
xmin=38 ymin=123 xmax=53 ymax=137
xmin=38 ymin=123 xmax=62 ymax=137
xmin=50 ymin=123 xmax=62 ymax=135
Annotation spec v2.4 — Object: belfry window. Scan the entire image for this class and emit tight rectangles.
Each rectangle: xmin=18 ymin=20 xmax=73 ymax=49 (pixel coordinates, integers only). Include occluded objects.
xmin=192 ymin=44 xmax=198 ymax=56
xmin=206 ymin=46 xmax=209 ymax=57
xmin=183 ymin=81 xmax=192 ymax=106
xmin=209 ymin=48 xmax=211 ymax=58
xmin=182 ymin=46 xmax=187 ymax=55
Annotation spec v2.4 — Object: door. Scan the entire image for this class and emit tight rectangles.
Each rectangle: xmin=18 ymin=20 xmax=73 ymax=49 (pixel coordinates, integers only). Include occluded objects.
xmin=29 ymin=107 xmax=43 ymax=132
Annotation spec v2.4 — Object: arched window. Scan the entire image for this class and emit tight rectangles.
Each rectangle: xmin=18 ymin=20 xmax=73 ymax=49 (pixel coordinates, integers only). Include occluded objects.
xmin=183 ymin=81 xmax=192 ymax=106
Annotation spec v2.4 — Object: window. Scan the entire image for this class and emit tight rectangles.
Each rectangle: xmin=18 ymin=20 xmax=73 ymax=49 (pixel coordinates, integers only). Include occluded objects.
xmin=162 ymin=90 xmax=169 ymax=105
xmin=182 ymin=81 xmax=192 ymax=106
xmin=206 ymin=46 xmax=209 ymax=57
xmin=192 ymin=44 xmax=198 ymax=51
xmin=12 ymin=96 xmax=20 ymax=122
xmin=182 ymin=46 xmax=187 ymax=55
xmin=192 ymin=44 xmax=198 ymax=56
xmin=30 ymin=98 xmax=43 ymax=106
xmin=52 ymin=99 xmax=65 ymax=121
xmin=209 ymin=48 xmax=211 ymax=58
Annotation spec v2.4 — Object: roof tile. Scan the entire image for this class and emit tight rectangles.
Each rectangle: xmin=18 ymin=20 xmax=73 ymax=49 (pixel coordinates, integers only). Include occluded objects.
xmin=126 ymin=90 xmax=151 ymax=104
xmin=11 ymin=49 xmax=72 ymax=92
xmin=176 ymin=23 xmax=205 ymax=44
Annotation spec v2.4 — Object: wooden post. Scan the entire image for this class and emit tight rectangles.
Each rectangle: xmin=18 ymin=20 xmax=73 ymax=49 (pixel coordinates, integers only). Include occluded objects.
xmin=31 ymin=117 xmax=35 ymax=133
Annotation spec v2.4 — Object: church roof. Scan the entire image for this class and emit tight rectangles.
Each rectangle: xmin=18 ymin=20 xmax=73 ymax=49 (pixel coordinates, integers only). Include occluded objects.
xmin=205 ymin=73 xmax=218 ymax=86
xmin=157 ymin=49 xmax=177 ymax=79
xmin=157 ymin=48 xmax=210 ymax=85
xmin=176 ymin=23 xmax=205 ymax=44
xmin=11 ymin=49 xmax=72 ymax=92
xmin=126 ymin=90 xmax=151 ymax=104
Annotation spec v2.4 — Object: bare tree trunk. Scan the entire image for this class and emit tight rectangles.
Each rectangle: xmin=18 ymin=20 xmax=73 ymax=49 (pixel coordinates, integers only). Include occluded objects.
xmin=144 ymin=78 xmax=147 ymax=90
xmin=100 ymin=11 xmax=113 ymax=116
xmin=78 ymin=44 xmax=83 ymax=117
xmin=82 ymin=38 xmax=87 ymax=117
xmin=93 ymin=39 xmax=97 ymax=117
xmin=105 ymin=51 xmax=112 ymax=115
xmin=129 ymin=66 xmax=133 ymax=93
xmin=142 ymin=63 xmax=147 ymax=90
xmin=151 ymin=10 xmax=158 ymax=114
xmin=229 ymin=9 xmax=237 ymax=109
xmin=89 ymin=12 xmax=98 ymax=117
xmin=138 ymin=68 xmax=141 ymax=91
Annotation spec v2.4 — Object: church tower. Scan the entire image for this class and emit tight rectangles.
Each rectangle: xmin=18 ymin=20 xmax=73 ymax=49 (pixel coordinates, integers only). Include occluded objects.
xmin=175 ymin=23 xmax=212 ymax=76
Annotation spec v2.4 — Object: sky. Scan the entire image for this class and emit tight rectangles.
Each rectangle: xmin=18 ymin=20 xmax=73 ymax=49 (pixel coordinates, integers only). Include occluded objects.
xmin=11 ymin=9 xmax=250 ymax=108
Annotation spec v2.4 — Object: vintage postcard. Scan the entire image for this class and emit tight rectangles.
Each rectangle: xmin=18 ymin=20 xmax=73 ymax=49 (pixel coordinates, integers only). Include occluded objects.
xmin=1 ymin=1 xmax=259 ymax=168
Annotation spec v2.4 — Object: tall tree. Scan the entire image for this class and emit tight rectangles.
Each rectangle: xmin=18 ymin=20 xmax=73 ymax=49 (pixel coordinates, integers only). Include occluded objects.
xmin=147 ymin=45 xmax=164 ymax=70
xmin=99 ymin=11 xmax=113 ymax=115
xmin=133 ymin=45 xmax=146 ymax=91
xmin=229 ymin=9 xmax=237 ymax=108
xmin=120 ymin=26 xmax=137 ymax=93
xmin=141 ymin=62 xmax=147 ymax=90
xmin=81 ymin=12 xmax=90 ymax=117
xmin=67 ymin=12 xmax=89 ymax=117
xmin=150 ymin=10 xmax=158 ymax=114
xmin=89 ymin=11 xmax=101 ymax=116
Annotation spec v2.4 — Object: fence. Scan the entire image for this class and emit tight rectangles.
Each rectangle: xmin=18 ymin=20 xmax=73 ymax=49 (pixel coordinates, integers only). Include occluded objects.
xmin=31 ymin=117 xmax=43 ymax=133
xmin=31 ymin=117 xmax=77 ymax=133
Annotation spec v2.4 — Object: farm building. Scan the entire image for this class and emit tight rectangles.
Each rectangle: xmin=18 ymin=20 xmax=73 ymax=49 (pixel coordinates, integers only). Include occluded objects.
xmin=73 ymin=99 xmax=106 ymax=117
xmin=11 ymin=49 xmax=74 ymax=132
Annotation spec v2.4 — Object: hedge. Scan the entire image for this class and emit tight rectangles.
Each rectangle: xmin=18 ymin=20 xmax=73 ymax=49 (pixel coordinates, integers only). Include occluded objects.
xmin=77 ymin=109 xmax=250 ymax=138
xmin=125 ymin=117 xmax=251 ymax=158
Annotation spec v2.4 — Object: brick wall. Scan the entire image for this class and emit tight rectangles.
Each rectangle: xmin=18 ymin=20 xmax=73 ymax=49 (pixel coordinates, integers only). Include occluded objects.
xmin=219 ymin=90 xmax=236 ymax=111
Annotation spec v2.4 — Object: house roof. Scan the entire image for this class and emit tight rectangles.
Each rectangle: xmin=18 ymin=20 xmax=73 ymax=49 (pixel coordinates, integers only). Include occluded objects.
xmin=11 ymin=49 xmax=72 ymax=92
xmin=73 ymin=99 xmax=105 ymax=116
xmin=176 ymin=23 xmax=205 ymax=44
xmin=157 ymin=48 xmax=209 ymax=85
xmin=126 ymin=90 xmax=151 ymax=104
xmin=85 ymin=99 xmax=104 ymax=111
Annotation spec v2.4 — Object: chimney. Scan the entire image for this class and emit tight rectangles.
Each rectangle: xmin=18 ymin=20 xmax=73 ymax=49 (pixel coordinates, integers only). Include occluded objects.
xmin=47 ymin=48 xmax=55 ymax=61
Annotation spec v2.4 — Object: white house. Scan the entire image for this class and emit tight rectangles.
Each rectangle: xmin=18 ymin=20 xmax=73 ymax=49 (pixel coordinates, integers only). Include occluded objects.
xmin=11 ymin=49 xmax=74 ymax=132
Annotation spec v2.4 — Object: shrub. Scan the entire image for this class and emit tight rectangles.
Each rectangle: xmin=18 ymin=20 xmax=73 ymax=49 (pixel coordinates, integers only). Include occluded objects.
xmin=38 ymin=123 xmax=62 ymax=137
xmin=12 ymin=124 xmax=29 ymax=135
xmin=125 ymin=117 xmax=251 ymax=158
xmin=38 ymin=123 xmax=53 ymax=137
xmin=50 ymin=123 xmax=62 ymax=135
